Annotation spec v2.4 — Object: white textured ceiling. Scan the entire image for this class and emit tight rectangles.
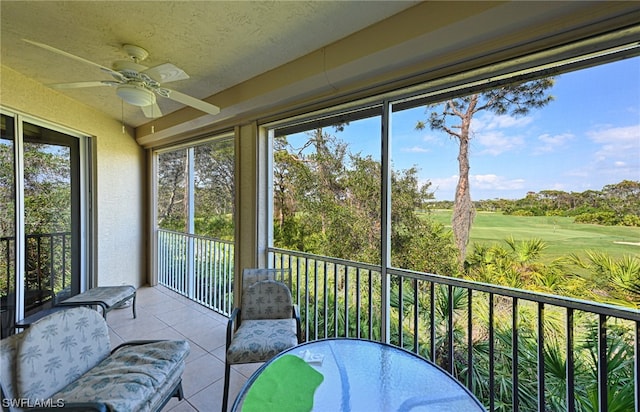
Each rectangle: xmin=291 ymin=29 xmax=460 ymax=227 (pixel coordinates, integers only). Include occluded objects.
xmin=1 ymin=1 xmax=417 ymax=127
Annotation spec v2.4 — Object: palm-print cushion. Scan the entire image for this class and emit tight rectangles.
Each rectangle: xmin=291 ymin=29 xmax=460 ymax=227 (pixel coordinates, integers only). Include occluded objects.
xmin=242 ymin=269 xmax=275 ymax=293
xmin=60 ymin=285 xmax=135 ymax=307
xmin=226 ymin=318 xmax=298 ymax=364
xmin=52 ymin=340 xmax=190 ymax=412
xmin=242 ymin=280 xmax=293 ymax=320
xmin=242 ymin=268 xmax=290 ymax=294
xmin=0 ymin=332 xmax=21 ymax=401
xmin=15 ymin=307 xmax=110 ymax=401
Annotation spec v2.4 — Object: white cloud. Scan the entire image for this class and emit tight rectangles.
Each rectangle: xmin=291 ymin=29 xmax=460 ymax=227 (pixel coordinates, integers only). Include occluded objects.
xmin=421 ymin=132 xmax=446 ymax=144
xmin=473 ymin=113 xmax=534 ymax=131
xmin=471 ymin=174 xmax=526 ymax=191
xmin=547 ymin=182 xmax=568 ymax=191
xmin=588 ymin=124 xmax=639 ymax=141
xmin=565 ymin=169 xmax=589 ymax=178
xmin=402 ymin=145 xmax=431 ymax=153
xmin=421 ymin=175 xmax=458 ymax=199
xmin=424 ymin=174 xmax=528 ymax=200
xmin=587 ymin=124 xmax=640 ymax=166
xmin=469 ymin=113 xmax=531 ymax=156
xmin=414 ymin=112 xmax=532 ymax=157
xmin=475 ymin=131 xmax=524 ymax=155
xmin=562 ymin=125 xmax=639 ymax=183
xmin=588 ymin=124 xmax=639 ymax=146
xmin=534 ymin=132 xmax=575 ymax=153
xmin=425 ymin=175 xmax=458 ymax=190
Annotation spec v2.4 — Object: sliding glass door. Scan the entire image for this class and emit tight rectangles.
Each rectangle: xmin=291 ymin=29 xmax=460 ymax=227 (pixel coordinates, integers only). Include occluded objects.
xmin=0 ymin=113 xmax=88 ymax=337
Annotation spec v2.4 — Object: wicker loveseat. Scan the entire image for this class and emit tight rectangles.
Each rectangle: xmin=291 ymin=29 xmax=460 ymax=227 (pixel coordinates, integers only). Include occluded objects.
xmin=0 ymin=307 xmax=189 ymax=411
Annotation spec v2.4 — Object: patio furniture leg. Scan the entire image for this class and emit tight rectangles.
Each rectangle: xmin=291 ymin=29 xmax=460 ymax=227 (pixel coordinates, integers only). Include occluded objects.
xmin=222 ymin=361 xmax=231 ymax=412
xmin=57 ymin=286 xmax=136 ymax=321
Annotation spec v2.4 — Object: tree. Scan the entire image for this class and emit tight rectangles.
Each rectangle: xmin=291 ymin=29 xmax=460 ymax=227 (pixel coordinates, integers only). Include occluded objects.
xmin=602 ymin=180 xmax=640 ymax=219
xmin=568 ymin=251 xmax=640 ymax=309
xmin=416 ymin=78 xmax=555 ymax=263
xmin=273 ymin=126 xmax=458 ymax=272
xmin=273 ymin=128 xmax=351 ymax=256
xmin=194 ymin=140 xmax=235 ymax=218
xmin=193 ymin=140 xmax=235 ymax=239
xmin=157 ymin=149 xmax=187 ymax=231
xmin=391 ymin=167 xmax=458 ymax=275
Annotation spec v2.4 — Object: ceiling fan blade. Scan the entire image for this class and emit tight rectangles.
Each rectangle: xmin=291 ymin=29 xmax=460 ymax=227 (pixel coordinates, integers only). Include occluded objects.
xmin=141 ymin=103 xmax=163 ymax=118
xmin=49 ymin=80 xmax=119 ymax=89
xmin=142 ymin=63 xmax=189 ymax=83
xmin=23 ymin=39 xmax=126 ymax=81
xmin=158 ymin=88 xmax=220 ymax=115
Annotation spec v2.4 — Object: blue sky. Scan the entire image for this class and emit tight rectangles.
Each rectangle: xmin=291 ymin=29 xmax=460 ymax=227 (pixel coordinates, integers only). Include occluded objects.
xmin=330 ymin=56 xmax=639 ymax=201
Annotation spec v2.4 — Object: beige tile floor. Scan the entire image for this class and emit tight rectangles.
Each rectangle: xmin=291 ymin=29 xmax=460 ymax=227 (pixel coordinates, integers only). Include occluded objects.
xmin=106 ymin=285 xmax=262 ymax=412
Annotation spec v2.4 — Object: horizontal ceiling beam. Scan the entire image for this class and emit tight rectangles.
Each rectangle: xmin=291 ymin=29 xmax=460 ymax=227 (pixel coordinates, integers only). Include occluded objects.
xmin=136 ymin=1 xmax=640 ymax=147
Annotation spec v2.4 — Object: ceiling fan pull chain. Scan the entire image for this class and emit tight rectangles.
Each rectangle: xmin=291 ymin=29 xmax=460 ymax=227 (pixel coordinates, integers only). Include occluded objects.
xmin=121 ymin=100 xmax=125 ymax=134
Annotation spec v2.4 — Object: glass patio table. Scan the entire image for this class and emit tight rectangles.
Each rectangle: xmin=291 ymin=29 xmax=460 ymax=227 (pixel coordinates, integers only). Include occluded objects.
xmin=232 ymin=338 xmax=486 ymax=411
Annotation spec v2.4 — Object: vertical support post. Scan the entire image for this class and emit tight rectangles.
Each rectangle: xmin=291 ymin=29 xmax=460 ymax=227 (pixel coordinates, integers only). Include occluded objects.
xmin=149 ymin=150 xmax=159 ymax=286
xmin=257 ymin=126 xmax=271 ymax=269
xmin=380 ymin=100 xmax=392 ymax=343
xmin=15 ymin=119 xmax=25 ymax=324
xmin=78 ymin=135 xmax=90 ymax=292
xmin=187 ymin=147 xmax=195 ymax=299
xmin=234 ymin=123 xmax=262 ymax=308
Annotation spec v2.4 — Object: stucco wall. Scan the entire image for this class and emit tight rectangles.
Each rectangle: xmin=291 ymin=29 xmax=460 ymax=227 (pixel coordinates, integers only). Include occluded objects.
xmin=0 ymin=65 xmax=147 ymax=288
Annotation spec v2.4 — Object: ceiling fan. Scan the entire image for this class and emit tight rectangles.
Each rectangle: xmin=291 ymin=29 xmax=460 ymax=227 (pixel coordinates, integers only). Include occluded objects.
xmin=23 ymin=39 xmax=220 ymax=118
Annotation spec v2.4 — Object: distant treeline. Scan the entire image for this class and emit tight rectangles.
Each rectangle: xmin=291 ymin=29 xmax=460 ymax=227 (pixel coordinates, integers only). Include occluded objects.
xmin=429 ymin=180 xmax=640 ymax=227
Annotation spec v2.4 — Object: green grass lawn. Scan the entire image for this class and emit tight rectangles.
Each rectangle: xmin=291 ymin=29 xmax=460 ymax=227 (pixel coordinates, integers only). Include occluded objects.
xmin=424 ymin=210 xmax=640 ymax=262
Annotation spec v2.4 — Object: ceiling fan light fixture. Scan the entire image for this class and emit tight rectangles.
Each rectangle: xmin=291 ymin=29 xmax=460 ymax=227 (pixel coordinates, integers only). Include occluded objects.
xmin=25 ymin=40 xmax=219 ymax=117
xmin=116 ymin=84 xmax=156 ymax=107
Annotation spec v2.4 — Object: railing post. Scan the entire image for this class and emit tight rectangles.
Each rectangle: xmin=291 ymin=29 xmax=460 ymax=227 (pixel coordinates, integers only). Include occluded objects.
xmin=187 ymin=235 xmax=195 ymax=299
xmin=635 ymin=321 xmax=639 ymax=412
xmin=537 ymin=303 xmax=546 ymax=412
xmin=489 ymin=293 xmax=495 ymax=412
xmin=598 ymin=315 xmax=608 ymax=412
xmin=512 ymin=297 xmax=519 ymax=412
xmin=566 ymin=308 xmax=575 ymax=412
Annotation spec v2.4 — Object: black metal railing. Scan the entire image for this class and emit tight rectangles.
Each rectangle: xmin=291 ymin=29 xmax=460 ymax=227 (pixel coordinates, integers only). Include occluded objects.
xmin=1 ymin=232 xmax=72 ymax=337
xmin=153 ymin=231 xmax=639 ymax=411
xmin=1 ymin=232 xmax=72 ymax=301
xmin=269 ymin=247 xmax=640 ymax=412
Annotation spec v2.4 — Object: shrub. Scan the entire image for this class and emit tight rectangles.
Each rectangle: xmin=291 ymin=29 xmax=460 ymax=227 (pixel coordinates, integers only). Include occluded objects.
xmin=621 ymin=214 xmax=640 ymax=227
